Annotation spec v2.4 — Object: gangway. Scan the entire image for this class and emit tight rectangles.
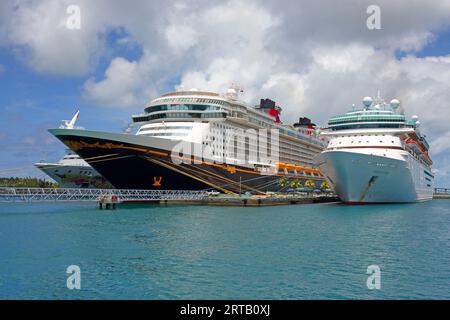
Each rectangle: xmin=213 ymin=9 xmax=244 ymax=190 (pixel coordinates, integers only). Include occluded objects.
xmin=0 ymin=187 xmax=209 ymax=203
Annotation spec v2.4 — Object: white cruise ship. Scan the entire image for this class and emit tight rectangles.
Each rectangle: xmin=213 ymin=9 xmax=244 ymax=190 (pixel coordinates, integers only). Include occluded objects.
xmin=34 ymin=150 xmax=111 ymax=188
xmin=315 ymin=96 xmax=434 ymax=203
xmin=49 ymin=87 xmax=327 ymax=194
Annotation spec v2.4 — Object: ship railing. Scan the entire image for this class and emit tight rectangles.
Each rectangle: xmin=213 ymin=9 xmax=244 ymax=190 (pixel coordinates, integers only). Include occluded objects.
xmin=0 ymin=187 xmax=209 ymax=202
xmin=434 ymin=188 xmax=450 ymax=195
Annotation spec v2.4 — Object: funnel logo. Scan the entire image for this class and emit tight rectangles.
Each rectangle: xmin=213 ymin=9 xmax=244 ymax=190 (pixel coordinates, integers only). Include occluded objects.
xmin=153 ymin=176 xmax=163 ymax=187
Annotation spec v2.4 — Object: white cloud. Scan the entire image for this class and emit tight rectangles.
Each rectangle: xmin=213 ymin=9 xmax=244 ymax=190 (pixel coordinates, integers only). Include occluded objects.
xmin=165 ymin=24 xmax=198 ymax=53
xmin=431 ymin=131 xmax=450 ymax=156
xmin=82 ymin=50 xmax=162 ymax=108
xmin=2 ymin=0 xmax=106 ymax=75
xmin=312 ymin=45 xmax=375 ymax=73
xmin=84 ymin=57 xmax=141 ymax=107
xmin=0 ymin=0 xmax=170 ymax=76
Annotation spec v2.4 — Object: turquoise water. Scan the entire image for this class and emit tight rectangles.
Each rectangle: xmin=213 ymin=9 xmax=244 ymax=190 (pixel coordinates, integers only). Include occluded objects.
xmin=0 ymin=201 xmax=449 ymax=299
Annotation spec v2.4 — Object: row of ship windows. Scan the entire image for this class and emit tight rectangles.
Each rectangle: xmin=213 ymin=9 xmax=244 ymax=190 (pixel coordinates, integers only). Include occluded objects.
xmin=338 ymin=134 xmax=388 ymax=137
xmin=424 ymin=170 xmax=434 ymax=178
xmin=204 ymin=144 xmax=312 ymax=161
xmin=134 ymin=112 xmax=226 ymax=122
xmin=408 ymin=150 xmax=430 ymax=167
xmin=217 ymin=114 xmax=324 ymax=148
xmin=329 ymin=118 xmax=404 ymax=124
xmin=212 ymin=119 xmax=324 ymax=150
xmin=154 ymin=98 xmax=229 ymax=107
xmin=203 ymin=145 xmax=313 ymax=161
xmin=206 ymin=136 xmax=315 ymax=157
xmin=144 ymin=133 xmax=189 ymax=137
xmin=331 ymin=124 xmax=402 ymax=130
xmin=54 ymin=169 xmax=93 ymax=176
xmin=330 ymin=140 xmax=396 ymax=145
xmin=233 ymin=112 xmax=322 ymax=146
xmin=144 ymin=104 xmax=223 ymax=113
xmin=139 ymin=126 xmax=193 ymax=132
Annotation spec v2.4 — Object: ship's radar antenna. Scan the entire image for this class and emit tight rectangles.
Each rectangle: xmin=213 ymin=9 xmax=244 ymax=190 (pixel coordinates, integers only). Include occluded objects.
xmin=390 ymin=98 xmax=400 ymax=110
xmin=362 ymin=96 xmax=373 ymax=110
xmin=373 ymin=90 xmax=385 ymax=106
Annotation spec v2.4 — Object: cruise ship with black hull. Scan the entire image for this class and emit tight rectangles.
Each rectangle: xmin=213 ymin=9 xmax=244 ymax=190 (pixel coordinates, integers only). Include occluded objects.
xmin=49 ymin=88 xmax=327 ymax=194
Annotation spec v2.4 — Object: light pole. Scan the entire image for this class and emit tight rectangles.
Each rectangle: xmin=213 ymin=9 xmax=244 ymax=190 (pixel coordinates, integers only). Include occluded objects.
xmin=239 ymin=176 xmax=242 ymax=195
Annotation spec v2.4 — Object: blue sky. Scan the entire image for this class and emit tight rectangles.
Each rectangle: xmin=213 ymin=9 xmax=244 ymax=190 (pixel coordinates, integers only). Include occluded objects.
xmin=1 ymin=0 xmax=450 ymax=186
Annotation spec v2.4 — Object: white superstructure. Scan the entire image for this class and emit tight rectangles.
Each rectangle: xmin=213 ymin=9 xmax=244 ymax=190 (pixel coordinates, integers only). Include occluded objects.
xmin=315 ymin=96 xmax=433 ymax=203
xmin=132 ymin=87 xmax=327 ymax=173
xmin=34 ymin=150 xmax=107 ymax=188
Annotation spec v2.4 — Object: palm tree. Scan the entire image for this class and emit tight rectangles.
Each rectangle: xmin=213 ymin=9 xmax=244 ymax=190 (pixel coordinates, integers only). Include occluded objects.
xmin=290 ymin=179 xmax=301 ymax=189
xmin=279 ymin=177 xmax=289 ymax=189
xmin=320 ymin=181 xmax=330 ymax=190
xmin=304 ymin=179 xmax=316 ymax=190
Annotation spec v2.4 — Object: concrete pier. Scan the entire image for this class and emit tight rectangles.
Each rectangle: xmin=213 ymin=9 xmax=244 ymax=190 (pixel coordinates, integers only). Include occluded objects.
xmin=433 ymin=188 xmax=450 ymax=199
xmin=151 ymin=194 xmax=339 ymax=207
xmin=98 ymin=195 xmax=118 ymax=210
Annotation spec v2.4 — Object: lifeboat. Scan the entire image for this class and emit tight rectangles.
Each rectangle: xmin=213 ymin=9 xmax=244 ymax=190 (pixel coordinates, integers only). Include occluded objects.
xmin=276 ymin=162 xmax=287 ymax=170
xmin=405 ymin=139 xmax=433 ymax=164
xmin=285 ymin=163 xmax=296 ymax=171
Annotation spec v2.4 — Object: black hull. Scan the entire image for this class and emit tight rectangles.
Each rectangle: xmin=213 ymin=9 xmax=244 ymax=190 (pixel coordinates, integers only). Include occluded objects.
xmin=51 ymin=131 xmax=324 ymax=194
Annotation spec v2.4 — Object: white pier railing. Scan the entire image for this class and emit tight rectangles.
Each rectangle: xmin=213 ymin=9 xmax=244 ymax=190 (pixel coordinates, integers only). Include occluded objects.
xmin=0 ymin=187 xmax=209 ymax=203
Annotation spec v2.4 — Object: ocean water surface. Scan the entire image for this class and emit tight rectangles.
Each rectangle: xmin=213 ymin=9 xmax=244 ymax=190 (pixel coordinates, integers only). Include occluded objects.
xmin=0 ymin=201 xmax=449 ymax=299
